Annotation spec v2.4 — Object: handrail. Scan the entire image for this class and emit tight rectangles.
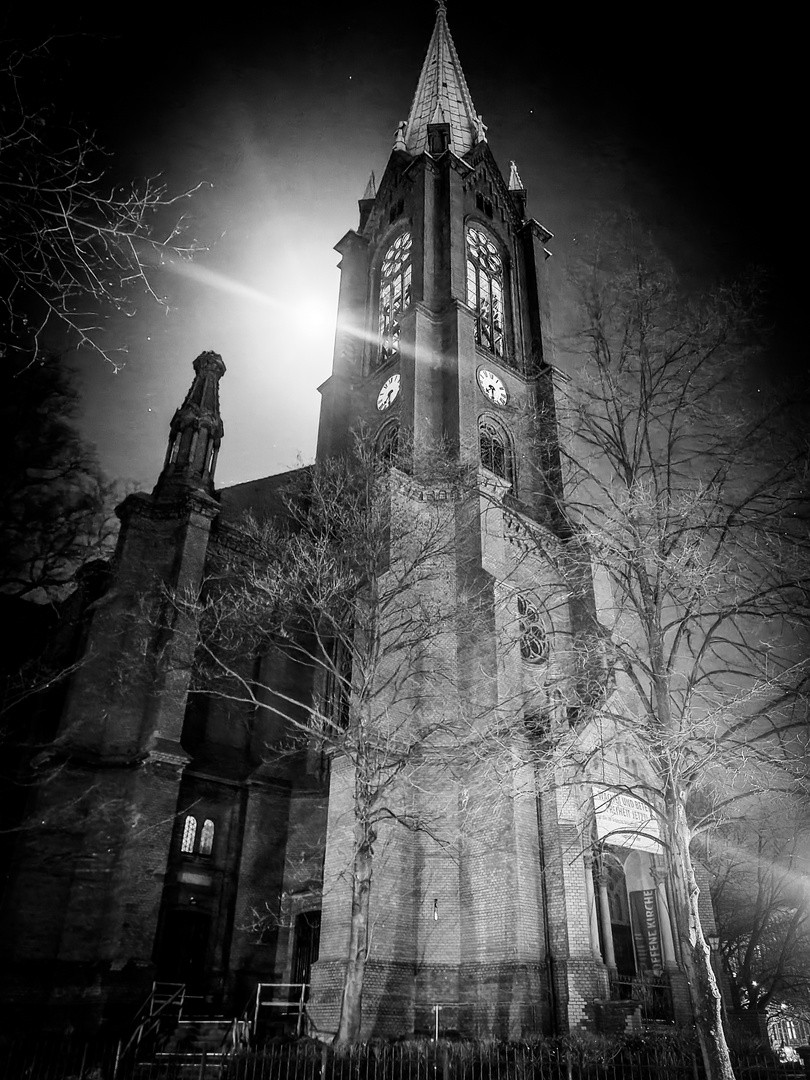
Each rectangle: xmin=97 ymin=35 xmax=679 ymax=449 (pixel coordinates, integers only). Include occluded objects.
xmin=116 ymin=982 xmax=187 ymax=1069
xmin=251 ymin=982 xmax=309 ymax=1037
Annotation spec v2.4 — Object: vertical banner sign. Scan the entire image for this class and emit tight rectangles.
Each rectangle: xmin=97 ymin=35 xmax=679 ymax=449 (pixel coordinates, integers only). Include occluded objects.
xmin=629 ymin=889 xmax=663 ymax=973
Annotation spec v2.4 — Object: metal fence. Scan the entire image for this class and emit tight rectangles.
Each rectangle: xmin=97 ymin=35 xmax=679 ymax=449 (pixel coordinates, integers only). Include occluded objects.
xmin=0 ymin=1038 xmax=806 ymax=1080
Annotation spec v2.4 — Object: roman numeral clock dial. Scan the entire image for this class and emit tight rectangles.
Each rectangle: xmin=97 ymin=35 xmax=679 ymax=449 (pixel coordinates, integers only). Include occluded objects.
xmin=477 ymin=368 xmax=508 ymax=406
xmin=377 ymin=373 xmax=401 ymax=411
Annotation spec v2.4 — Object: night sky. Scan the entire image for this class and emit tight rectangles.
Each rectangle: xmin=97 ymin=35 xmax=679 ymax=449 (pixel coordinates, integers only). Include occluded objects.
xmin=9 ymin=5 xmax=796 ymax=491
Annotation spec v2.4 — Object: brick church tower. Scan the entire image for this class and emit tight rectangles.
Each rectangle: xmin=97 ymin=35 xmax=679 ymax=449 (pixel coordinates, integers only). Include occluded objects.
xmin=0 ymin=2 xmax=709 ymax=1040
xmin=295 ymin=1 xmax=701 ymax=1038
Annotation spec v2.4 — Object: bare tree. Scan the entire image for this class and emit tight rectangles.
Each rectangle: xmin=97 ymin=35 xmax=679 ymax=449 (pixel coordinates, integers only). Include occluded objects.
xmin=518 ymin=230 xmax=809 ymax=1080
xmin=162 ymin=442 xmax=473 ymax=1044
xmin=707 ymin=808 xmax=810 ymax=1030
xmin=0 ymin=39 xmax=204 ymax=368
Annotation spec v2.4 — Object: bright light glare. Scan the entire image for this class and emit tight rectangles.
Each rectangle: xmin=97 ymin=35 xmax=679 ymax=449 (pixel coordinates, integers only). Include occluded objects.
xmin=163 ymin=257 xmax=334 ymax=341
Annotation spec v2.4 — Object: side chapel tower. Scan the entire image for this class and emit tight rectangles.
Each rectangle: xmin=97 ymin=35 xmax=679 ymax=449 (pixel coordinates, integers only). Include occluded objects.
xmin=0 ymin=1 xmax=708 ymax=1040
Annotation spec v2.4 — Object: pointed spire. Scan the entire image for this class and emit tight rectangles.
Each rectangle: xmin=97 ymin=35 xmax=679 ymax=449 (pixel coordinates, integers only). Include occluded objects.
xmin=362 ymin=171 xmax=377 ymax=200
xmin=154 ymin=351 xmax=225 ymax=499
xmin=508 ymin=160 xmax=525 ymax=191
xmin=400 ymin=3 xmax=482 ymax=157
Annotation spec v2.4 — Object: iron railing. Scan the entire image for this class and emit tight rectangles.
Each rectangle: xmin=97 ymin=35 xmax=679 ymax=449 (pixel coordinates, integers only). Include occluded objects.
xmin=609 ymin=973 xmax=674 ymax=1023
xmin=0 ymin=1036 xmax=806 ymax=1080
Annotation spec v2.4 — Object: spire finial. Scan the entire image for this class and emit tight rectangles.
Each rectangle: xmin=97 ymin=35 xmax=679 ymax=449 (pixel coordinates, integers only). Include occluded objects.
xmin=362 ymin=171 xmax=377 ymax=200
xmin=402 ymin=2 xmax=480 ymax=157
xmin=154 ymin=351 xmax=225 ymax=499
xmin=508 ymin=160 xmax=524 ymax=191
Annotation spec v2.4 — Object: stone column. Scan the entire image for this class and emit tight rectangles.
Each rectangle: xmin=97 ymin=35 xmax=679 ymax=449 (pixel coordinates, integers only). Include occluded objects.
xmin=594 ymin=861 xmax=616 ymax=973
xmin=583 ymin=854 xmax=602 ymax=958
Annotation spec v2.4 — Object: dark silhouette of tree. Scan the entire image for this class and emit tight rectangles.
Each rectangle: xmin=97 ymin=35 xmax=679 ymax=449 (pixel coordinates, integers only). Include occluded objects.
xmin=0 ymin=359 xmax=118 ymax=601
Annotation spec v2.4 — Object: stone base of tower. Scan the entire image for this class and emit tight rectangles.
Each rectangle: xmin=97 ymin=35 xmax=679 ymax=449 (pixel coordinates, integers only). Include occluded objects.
xmin=309 ymin=960 xmax=549 ymax=1041
xmin=416 ymin=962 xmax=547 ymax=1040
xmin=308 ymin=959 xmax=416 ymax=1040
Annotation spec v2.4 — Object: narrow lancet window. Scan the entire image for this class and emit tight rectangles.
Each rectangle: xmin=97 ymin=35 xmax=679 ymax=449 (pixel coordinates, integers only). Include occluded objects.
xmin=181 ymin=815 xmax=197 ymax=854
xmin=199 ymin=818 xmax=215 ymax=856
xmin=376 ymin=419 xmax=400 ymax=465
xmin=378 ymin=232 xmax=412 ymax=367
xmin=479 ymin=416 xmax=513 ymax=485
xmin=324 ymin=637 xmax=352 ymax=730
xmin=466 ymin=226 xmax=504 ymax=357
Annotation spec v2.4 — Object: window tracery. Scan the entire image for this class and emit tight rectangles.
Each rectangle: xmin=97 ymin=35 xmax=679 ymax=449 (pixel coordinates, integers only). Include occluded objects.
xmin=378 ymin=232 xmax=412 ymax=368
xmin=181 ymin=815 xmax=197 ymax=854
xmin=466 ymin=226 xmax=504 ymax=357
xmin=180 ymin=814 xmax=216 ymax=856
xmin=518 ymin=595 xmax=548 ymax=664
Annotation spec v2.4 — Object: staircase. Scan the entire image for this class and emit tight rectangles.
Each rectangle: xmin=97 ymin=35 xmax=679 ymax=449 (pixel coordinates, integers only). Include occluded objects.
xmin=117 ymin=983 xmax=248 ymax=1077
xmin=146 ymin=1017 xmax=249 ymax=1076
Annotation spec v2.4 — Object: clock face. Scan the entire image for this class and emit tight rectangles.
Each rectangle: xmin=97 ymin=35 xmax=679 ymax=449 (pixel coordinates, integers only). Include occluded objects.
xmin=376 ymin=373 xmax=401 ymax=411
xmin=477 ymin=368 xmax=508 ymax=406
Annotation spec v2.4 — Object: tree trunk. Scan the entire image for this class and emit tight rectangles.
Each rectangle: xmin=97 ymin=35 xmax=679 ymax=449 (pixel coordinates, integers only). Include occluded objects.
xmin=334 ymin=823 xmax=374 ymax=1044
xmin=667 ymin=798 xmax=736 ymax=1080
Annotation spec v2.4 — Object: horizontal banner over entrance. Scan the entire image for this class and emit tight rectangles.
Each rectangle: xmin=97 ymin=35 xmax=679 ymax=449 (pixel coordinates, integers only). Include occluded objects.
xmin=592 ymin=787 xmax=662 ymax=852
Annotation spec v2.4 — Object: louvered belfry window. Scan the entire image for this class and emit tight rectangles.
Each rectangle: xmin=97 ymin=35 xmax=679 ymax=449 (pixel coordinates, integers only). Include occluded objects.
xmin=378 ymin=233 xmax=412 ymax=367
xmin=466 ymin=226 xmax=504 ymax=357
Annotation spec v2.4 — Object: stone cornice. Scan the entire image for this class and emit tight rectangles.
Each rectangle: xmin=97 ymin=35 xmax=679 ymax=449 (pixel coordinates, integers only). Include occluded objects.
xmin=523 ymin=217 xmax=554 ymax=250
xmin=503 ymin=506 xmax=562 ymax=559
xmin=148 ymin=748 xmax=189 ymax=769
xmin=208 ymin=527 xmax=269 ymax=567
xmin=117 ymin=490 xmax=221 ymax=525
xmin=393 ymin=468 xmax=463 ymax=505
xmin=334 ymin=229 xmax=369 ymax=258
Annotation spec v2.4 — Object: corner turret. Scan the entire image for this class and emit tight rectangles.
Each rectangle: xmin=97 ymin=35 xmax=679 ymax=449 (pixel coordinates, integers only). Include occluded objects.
xmin=155 ymin=350 xmax=226 ymax=498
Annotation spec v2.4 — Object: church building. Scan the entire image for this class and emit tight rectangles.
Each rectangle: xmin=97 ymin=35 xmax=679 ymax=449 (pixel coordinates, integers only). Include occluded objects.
xmin=0 ymin=3 xmax=716 ymax=1040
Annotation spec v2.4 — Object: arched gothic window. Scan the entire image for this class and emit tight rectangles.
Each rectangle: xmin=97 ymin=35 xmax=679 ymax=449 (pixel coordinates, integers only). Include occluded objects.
xmin=376 ymin=419 xmax=400 ymax=465
xmin=479 ymin=416 xmax=513 ymax=485
xmin=199 ymin=818 xmax=215 ymax=856
xmin=180 ymin=814 xmax=216 ymax=856
xmin=518 ymin=596 xmax=548 ymax=664
xmin=466 ymin=226 xmax=504 ymax=357
xmin=181 ymin=815 xmax=197 ymax=854
xmin=378 ymin=233 xmax=412 ymax=368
